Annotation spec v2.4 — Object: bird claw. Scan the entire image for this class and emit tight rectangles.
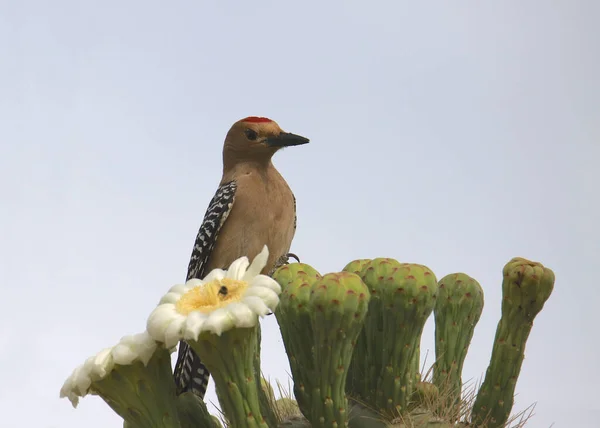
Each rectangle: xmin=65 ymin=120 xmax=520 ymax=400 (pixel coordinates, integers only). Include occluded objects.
xmin=267 ymin=252 xmax=301 ymax=277
xmin=286 ymin=252 xmax=301 ymax=263
xmin=266 ymin=252 xmax=302 ymax=314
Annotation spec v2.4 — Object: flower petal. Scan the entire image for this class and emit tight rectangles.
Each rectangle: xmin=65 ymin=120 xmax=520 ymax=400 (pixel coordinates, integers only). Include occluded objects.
xmin=202 ymin=268 xmax=226 ymax=283
xmin=75 ymin=358 xmax=94 ymax=393
xmin=242 ymin=295 xmax=271 ymax=317
xmin=183 ymin=311 xmax=208 ymax=341
xmin=226 ymin=256 xmax=250 ymax=280
xmin=163 ymin=316 xmax=186 ymax=348
xmin=250 ymin=274 xmax=281 ymax=294
xmin=244 ymin=286 xmax=280 ymax=311
xmin=203 ymin=307 xmax=235 ymax=336
xmin=60 ymin=368 xmax=84 ymax=407
xmin=243 ymin=245 xmax=269 ymax=281
xmin=159 ymin=291 xmax=184 ymax=305
xmin=147 ymin=305 xmax=184 ymax=345
xmin=60 ymin=331 xmax=161 ymax=408
xmin=227 ymin=302 xmax=258 ymax=328
xmin=112 ymin=332 xmax=157 ymax=366
xmin=90 ymin=348 xmax=114 ymax=380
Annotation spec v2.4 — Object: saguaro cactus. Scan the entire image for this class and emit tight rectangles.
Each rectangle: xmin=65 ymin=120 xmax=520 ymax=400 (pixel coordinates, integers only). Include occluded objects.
xmin=433 ymin=273 xmax=484 ymax=409
xmin=471 ymin=258 xmax=555 ymax=427
xmin=61 ymin=251 xmax=555 ymax=428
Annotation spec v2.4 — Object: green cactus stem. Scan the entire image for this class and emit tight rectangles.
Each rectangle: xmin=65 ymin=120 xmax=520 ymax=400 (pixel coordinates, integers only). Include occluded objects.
xmin=90 ymin=346 xmax=180 ymax=428
xmin=471 ymin=258 xmax=555 ymax=428
xmin=92 ymin=346 xmax=180 ymax=428
xmin=342 ymin=258 xmax=373 ymax=403
xmin=272 ymin=263 xmax=322 ymax=417
xmin=345 ymin=258 xmax=392 ymax=404
xmin=175 ymin=392 xmax=221 ymax=428
xmin=352 ymin=259 xmax=438 ymax=417
xmin=433 ymin=273 xmax=484 ymax=410
xmin=307 ymin=272 xmax=370 ymax=427
xmin=410 ymin=342 xmax=422 ymax=389
xmin=186 ymin=325 xmax=267 ymax=428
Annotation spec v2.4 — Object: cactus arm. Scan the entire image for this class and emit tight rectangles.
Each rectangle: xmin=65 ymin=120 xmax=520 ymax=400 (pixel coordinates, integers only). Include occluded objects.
xmin=352 ymin=259 xmax=438 ymax=417
xmin=433 ymin=273 xmax=484 ymax=410
xmin=308 ymin=272 xmax=371 ymax=426
xmin=471 ymin=258 xmax=555 ymax=427
xmin=272 ymin=263 xmax=322 ymax=418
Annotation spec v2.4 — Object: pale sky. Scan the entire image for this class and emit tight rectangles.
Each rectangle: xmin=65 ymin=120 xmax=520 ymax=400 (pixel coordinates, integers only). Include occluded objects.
xmin=1 ymin=1 xmax=599 ymax=427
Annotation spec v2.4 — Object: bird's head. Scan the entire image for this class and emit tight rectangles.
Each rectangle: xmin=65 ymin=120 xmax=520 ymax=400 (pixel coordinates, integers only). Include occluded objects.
xmin=223 ymin=116 xmax=309 ymax=166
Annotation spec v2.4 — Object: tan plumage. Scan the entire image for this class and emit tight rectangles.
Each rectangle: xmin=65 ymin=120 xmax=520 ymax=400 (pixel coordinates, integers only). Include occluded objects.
xmin=207 ymin=117 xmax=305 ymax=273
xmin=174 ymin=116 xmax=309 ymax=399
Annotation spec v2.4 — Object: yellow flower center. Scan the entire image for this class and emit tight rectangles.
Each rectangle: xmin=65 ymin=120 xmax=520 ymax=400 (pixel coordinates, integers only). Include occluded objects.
xmin=176 ymin=278 xmax=248 ymax=315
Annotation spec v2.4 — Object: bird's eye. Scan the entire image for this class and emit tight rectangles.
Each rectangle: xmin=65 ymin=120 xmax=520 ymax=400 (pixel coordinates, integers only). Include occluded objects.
xmin=245 ymin=129 xmax=258 ymax=141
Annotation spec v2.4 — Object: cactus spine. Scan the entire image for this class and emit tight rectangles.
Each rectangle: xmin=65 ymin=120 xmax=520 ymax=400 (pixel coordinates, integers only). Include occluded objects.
xmin=433 ymin=273 xmax=484 ymax=409
xmin=471 ymin=258 xmax=555 ymax=427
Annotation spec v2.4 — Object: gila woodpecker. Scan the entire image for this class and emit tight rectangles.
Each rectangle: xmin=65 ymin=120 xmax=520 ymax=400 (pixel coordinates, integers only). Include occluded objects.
xmin=173 ymin=116 xmax=309 ymax=399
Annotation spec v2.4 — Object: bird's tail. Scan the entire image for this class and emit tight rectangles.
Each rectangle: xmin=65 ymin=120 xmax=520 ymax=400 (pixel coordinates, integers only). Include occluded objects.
xmin=173 ymin=340 xmax=210 ymax=399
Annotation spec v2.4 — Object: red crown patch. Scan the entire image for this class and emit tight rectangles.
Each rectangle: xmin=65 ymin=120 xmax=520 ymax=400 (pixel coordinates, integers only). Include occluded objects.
xmin=242 ymin=116 xmax=273 ymax=123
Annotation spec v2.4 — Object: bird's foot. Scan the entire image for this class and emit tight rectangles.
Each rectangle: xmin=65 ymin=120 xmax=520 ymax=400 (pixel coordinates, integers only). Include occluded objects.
xmin=267 ymin=252 xmax=301 ymax=277
xmin=265 ymin=253 xmax=301 ymax=316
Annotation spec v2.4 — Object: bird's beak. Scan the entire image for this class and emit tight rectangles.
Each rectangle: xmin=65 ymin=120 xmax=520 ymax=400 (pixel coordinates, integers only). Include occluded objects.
xmin=266 ymin=132 xmax=310 ymax=148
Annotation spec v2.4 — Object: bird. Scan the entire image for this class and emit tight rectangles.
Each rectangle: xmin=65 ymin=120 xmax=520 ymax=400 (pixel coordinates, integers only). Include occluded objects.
xmin=173 ymin=116 xmax=309 ymax=399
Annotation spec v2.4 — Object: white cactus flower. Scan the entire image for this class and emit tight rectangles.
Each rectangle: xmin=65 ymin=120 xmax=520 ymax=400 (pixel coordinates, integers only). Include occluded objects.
xmin=146 ymin=245 xmax=281 ymax=347
xmin=59 ymin=331 xmax=159 ymax=407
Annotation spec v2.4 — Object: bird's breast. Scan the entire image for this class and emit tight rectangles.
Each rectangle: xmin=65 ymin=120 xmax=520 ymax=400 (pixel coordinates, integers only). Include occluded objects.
xmin=208 ymin=169 xmax=296 ymax=273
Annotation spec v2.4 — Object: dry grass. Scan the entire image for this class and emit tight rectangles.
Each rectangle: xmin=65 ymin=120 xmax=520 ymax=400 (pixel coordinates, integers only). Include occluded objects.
xmin=212 ymin=364 xmax=536 ymax=427
xmin=390 ymin=357 xmax=537 ymax=428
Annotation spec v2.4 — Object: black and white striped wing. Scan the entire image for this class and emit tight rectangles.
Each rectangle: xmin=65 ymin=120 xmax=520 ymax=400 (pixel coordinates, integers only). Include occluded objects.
xmin=186 ymin=180 xmax=237 ymax=280
xmin=174 ymin=180 xmax=237 ymax=398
